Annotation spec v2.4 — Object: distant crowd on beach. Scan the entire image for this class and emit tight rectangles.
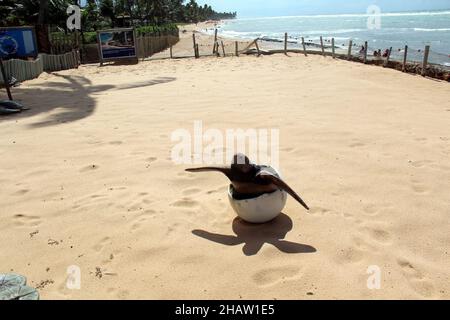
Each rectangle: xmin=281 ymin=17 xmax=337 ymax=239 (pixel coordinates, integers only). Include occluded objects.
xmin=358 ymin=46 xmax=390 ymax=58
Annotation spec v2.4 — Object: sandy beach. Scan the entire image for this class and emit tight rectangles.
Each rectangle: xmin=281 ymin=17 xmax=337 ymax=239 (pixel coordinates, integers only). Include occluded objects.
xmin=1 ymin=29 xmax=450 ymax=299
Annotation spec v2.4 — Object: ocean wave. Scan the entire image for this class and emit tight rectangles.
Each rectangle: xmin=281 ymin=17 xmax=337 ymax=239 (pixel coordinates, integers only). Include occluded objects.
xmin=414 ymin=28 xmax=450 ymax=32
xmin=302 ymin=28 xmax=366 ymax=35
xmin=237 ymin=10 xmax=450 ymax=21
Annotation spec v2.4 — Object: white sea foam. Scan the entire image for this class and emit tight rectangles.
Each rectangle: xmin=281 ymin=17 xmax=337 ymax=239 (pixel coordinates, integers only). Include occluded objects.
xmin=216 ymin=10 xmax=450 ymax=66
xmin=414 ymin=28 xmax=450 ymax=32
xmin=237 ymin=10 xmax=450 ymax=21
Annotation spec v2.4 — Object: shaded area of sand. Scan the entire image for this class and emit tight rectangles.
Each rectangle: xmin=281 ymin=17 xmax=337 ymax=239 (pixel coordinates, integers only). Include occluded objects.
xmin=0 ymin=52 xmax=449 ymax=299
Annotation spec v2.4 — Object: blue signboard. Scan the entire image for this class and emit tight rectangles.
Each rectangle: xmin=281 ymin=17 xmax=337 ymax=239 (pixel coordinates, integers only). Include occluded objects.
xmin=98 ymin=28 xmax=137 ymax=61
xmin=0 ymin=27 xmax=38 ymax=59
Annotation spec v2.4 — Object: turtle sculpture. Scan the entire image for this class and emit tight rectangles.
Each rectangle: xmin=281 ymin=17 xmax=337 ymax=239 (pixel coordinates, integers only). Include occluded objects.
xmin=186 ymin=153 xmax=309 ymax=223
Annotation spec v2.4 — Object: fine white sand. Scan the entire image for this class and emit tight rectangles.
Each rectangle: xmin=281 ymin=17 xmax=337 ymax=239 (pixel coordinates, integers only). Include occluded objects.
xmin=1 ymin=43 xmax=450 ymax=299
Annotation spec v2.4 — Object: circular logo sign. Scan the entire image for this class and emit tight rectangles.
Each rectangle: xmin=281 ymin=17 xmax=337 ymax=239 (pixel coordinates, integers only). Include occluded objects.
xmin=0 ymin=35 xmax=19 ymax=56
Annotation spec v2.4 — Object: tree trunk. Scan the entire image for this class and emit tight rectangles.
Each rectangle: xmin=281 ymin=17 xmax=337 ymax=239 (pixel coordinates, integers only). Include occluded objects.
xmin=38 ymin=0 xmax=49 ymax=25
xmin=36 ymin=0 xmax=51 ymax=54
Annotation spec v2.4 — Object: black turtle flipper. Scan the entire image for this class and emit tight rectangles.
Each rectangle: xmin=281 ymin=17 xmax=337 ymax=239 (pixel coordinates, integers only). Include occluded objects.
xmin=258 ymin=169 xmax=310 ymax=210
xmin=185 ymin=167 xmax=232 ymax=180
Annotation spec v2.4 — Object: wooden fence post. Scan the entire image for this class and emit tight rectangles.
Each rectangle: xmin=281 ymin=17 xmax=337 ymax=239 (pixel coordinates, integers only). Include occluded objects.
xmin=347 ymin=40 xmax=353 ymax=60
xmin=195 ymin=44 xmax=199 ymax=58
xmin=192 ymin=33 xmax=197 ymax=58
xmin=170 ymin=45 xmax=173 ymax=59
xmin=215 ymin=42 xmax=220 ymax=57
xmin=255 ymin=39 xmax=261 ymax=57
xmin=364 ymin=41 xmax=368 ymax=64
xmin=221 ymin=41 xmax=226 ymax=57
xmin=320 ymin=36 xmax=325 ymax=56
xmin=301 ymin=37 xmax=307 ymax=56
xmin=284 ymin=32 xmax=288 ymax=55
xmin=422 ymin=45 xmax=430 ymax=76
xmin=331 ymin=38 xmax=335 ymax=59
xmin=213 ymin=29 xmax=218 ymax=54
xmin=402 ymin=45 xmax=408 ymax=72
xmin=235 ymin=41 xmax=239 ymax=56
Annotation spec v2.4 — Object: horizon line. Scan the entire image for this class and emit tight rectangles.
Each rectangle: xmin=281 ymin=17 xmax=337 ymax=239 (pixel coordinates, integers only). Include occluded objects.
xmin=234 ymin=8 xmax=450 ymax=20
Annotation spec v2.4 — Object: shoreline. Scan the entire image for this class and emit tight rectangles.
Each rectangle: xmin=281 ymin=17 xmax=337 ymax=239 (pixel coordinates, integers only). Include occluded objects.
xmin=189 ymin=15 xmax=450 ymax=69
xmin=168 ymin=22 xmax=450 ymax=81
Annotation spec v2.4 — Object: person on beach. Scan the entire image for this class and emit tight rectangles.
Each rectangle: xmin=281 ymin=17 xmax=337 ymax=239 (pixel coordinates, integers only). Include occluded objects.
xmin=382 ymin=49 xmax=389 ymax=58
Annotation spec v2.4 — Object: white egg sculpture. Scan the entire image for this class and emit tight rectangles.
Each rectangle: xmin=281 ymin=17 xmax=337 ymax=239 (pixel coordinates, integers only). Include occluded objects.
xmin=228 ymin=184 xmax=287 ymax=224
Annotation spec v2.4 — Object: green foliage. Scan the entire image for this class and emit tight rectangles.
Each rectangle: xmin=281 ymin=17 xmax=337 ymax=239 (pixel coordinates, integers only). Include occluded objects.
xmin=83 ymin=31 xmax=98 ymax=44
xmin=1 ymin=0 xmax=237 ymax=30
xmin=136 ymin=23 xmax=179 ymax=36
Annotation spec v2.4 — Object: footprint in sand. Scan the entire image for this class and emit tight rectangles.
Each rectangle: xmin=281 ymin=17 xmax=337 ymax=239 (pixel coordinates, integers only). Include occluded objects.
xmin=397 ymin=258 xmax=436 ymax=298
xmin=362 ymin=204 xmax=380 ymax=216
xmin=409 ymin=160 xmax=433 ymax=168
xmin=349 ymin=141 xmax=366 ymax=148
xmin=106 ymin=287 xmax=130 ymax=298
xmin=206 ymin=185 xmax=228 ymax=195
xmin=129 ymin=208 xmax=158 ymax=232
xmin=13 ymin=189 xmax=30 ymax=196
xmin=362 ymin=203 xmax=393 ymax=217
xmin=109 ymin=141 xmax=123 ymax=145
xmin=92 ymin=236 xmax=111 ymax=253
xmin=308 ymin=206 xmax=332 ymax=216
xmin=410 ymin=179 xmax=429 ymax=194
xmin=177 ymin=171 xmax=197 ymax=179
xmin=171 ymin=198 xmax=199 ymax=208
xmin=130 ymin=217 xmax=148 ymax=232
xmin=12 ymin=214 xmax=42 ymax=227
xmin=334 ymin=247 xmax=364 ymax=264
xmin=252 ymin=266 xmax=301 ymax=287
xmin=361 ymin=226 xmax=392 ymax=245
xmin=182 ymin=188 xmax=202 ymax=196
xmin=414 ymin=137 xmax=428 ymax=143
xmin=308 ymin=206 xmax=353 ymax=221
xmin=352 ymin=236 xmax=378 ymax=252
xmin=166 ymin=223 xmax=180 ymax=236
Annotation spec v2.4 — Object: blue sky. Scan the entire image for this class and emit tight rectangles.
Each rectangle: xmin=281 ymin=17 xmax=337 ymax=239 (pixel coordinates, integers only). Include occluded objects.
xmin=197 ymin=0 xmax=450 ymax=18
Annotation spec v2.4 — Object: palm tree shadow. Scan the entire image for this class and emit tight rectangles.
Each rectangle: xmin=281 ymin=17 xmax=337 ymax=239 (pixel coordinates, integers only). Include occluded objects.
xmin=192 ymin=213 xmax=316 ymax=256
xmin=1 ymin=74 xmax=176 ymax=128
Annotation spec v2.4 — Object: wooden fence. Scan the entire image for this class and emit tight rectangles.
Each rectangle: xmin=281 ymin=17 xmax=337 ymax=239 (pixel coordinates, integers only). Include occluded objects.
xmin=0 ymin=50 xmax=80 ymax=84
xmin=137 ymin=35 xmax=179 ymax=60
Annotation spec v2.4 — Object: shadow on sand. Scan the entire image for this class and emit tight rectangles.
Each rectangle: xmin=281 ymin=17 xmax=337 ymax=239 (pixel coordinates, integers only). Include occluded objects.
xmin=192 ymin=213 xmax=316 ymax=256
xmin=0 ymin=73 xmax=176 ymax=128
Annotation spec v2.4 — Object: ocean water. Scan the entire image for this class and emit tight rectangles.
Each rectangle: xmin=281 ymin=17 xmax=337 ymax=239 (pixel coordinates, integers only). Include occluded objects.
xmin=211 ymin=10 xmax=450 ymax=67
